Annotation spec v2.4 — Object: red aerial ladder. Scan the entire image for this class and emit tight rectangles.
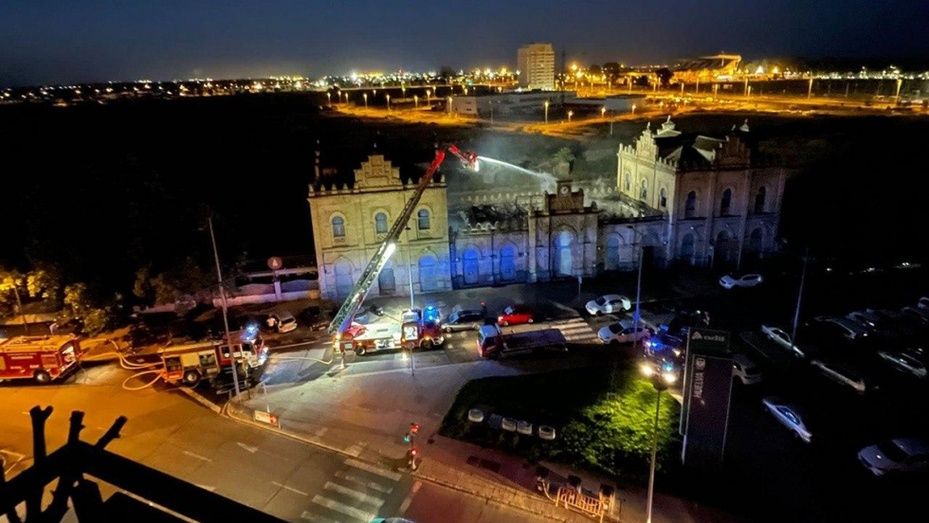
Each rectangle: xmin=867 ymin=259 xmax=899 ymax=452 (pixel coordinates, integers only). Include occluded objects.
xmin=327 ymin=145 xmax=479 ymax=345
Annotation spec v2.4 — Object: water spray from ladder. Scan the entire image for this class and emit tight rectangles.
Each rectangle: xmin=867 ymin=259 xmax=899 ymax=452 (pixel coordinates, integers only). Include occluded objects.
xmin=476 ymin=156 xmax=557 ymax=184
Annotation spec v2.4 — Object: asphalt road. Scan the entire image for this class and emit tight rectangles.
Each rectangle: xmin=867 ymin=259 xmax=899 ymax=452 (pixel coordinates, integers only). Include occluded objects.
xmin=0 ymin=365 xmax=549 ymax=523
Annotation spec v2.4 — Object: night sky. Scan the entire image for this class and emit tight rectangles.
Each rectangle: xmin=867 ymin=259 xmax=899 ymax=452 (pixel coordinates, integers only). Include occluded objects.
xmin=2 ymin=0 xmax=928 ymax=87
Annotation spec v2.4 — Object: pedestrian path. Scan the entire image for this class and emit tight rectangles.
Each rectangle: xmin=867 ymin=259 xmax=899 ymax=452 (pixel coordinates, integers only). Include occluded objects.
xmin=548 ymin=317 xmax=599 ymax=344
xmin=296 ymin=457 xmax=405 ymax=522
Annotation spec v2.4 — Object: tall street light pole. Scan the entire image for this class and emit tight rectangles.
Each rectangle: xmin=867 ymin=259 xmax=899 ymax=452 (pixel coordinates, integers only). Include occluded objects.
xmin=627 ymin=225 xmax=644 ymax=352
xmin=790 ymin=249 xmax=810 ymax=352
xmin=544 ymin=100 xmax=549 ymax=124
xmin=208 ymin=216 xmax=241 ymax=397
xmin=405 ymin=225 xmax=416 ymax=377
xmin=646 ymin=378 xmax=668 ymax=523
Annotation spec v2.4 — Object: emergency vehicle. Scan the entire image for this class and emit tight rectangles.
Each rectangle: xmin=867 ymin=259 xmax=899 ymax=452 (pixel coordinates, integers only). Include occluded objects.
xmin=160 ymin=330 xmax=268 ymax=388
xmin=339 ymin=309 xmax=445 ymax=356
xmin=0 ymin=335 xmax=82 ymax=383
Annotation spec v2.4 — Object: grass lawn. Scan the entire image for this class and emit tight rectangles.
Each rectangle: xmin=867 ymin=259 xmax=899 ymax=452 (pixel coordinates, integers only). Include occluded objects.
xmin=440 ymin=361 xmax=681 ymax=480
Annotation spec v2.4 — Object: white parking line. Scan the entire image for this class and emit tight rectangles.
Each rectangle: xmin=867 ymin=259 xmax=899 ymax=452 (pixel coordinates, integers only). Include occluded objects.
xmin=299 ymin=510 xmax=339 ymax=523
xmin=311 ymin=494 xmax=375 ymax=522
xmin=272 ymin=481 xmax=308 ymax=496
xmin=343 ymin=458 xmax=402 ymax=481
xmin=181 ymin=450 xmax=212 ymax=463
xmin=324 ymin=481 xmax=384 ymax=506
xmin=399 ymin=480 xmax=422 ymax=513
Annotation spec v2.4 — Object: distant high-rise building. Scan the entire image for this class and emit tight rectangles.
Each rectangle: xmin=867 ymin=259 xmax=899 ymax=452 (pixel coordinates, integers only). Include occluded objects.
xmin=517 ymin=43 xmax=555 ymax=90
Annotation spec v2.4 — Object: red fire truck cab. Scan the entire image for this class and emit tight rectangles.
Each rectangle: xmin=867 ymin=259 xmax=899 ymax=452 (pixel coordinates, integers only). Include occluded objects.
xmin=0 ymin=335 xmax=82 ymax=383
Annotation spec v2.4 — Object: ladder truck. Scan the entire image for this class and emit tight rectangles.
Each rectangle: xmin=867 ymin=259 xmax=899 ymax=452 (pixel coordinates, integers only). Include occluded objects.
xmin=328 ymin=145 xmax=479 ymax=356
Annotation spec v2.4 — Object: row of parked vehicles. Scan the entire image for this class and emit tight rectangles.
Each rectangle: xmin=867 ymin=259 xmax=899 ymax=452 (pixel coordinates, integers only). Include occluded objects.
xmin=756 ymin=296 xmax=929 ymax=477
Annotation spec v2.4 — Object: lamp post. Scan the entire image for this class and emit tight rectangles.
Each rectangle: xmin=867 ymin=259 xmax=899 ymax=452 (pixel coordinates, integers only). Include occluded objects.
xmin=414 ymin=94 xmax=419 ymax=108
xmin=405 ymin=225 xmax=416 ymax=377
xmin=627 ymin=225 xmax=644 ymax=352
xmin=326 ymin=92 xmax=331 ymax=108
xmin=544 ymin=100 xmax=549 ymax=124
xmin=790 ymin=248 xmax=810 ymax=354
xmin=447 ymin=96 xmax=453 ymax=116
xmin=363 ymin=92 xmax=368 ymax=109
xmin=639 ymin=368 xmax=676 ymax=523
xmin=631 ymin=103 xmax=637 ymax=115
xmin=208 ymin=216 xmax=241 ymax=397
xmin=386 ymin=94 xmax=391 ymax=111
xmin=567 ymin=110 xmax=574 ymax=123
xmin=600 ymin=106 xmax=606 ymax=119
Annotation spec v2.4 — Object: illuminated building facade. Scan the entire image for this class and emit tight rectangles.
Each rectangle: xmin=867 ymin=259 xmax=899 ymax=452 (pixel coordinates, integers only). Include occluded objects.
xmin=517 ymin=43 xmax=556 ymax=90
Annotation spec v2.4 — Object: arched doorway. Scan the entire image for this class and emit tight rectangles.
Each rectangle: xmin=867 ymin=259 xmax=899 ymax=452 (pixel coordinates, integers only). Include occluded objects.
xmin=334 ymin=260 xmax=353 ymax=299
xmin=378 ymin=261 xmax=396 ymax=295
xmin=745 ymin=228 xmax=764 ymax=265
xmin=553 ymin=230 xmax=574 ymax=277
xmin=605 ymin=234 xmax=622 ymax=271
xmin=680 ymin=233 xmax=695 ymax=266
xmin=713 ymin=230 xmax=735 ymax=270
xmin=419 ymin=255 xmax=439 ymax=292
xmin=499 ymin=244 xmax=517 ymax=281
xmin=462 ymin=248 xmax=480 ymax=285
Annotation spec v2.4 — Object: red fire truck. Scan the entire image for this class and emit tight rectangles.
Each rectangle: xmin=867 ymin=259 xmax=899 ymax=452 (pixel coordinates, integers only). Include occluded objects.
xmin=160 ymin=330 xmax=268 ymax=388
xmin=0 ymin=335 xmax=82 ymax=383
xmin=338 ymin=309 xmax=445 ymax=356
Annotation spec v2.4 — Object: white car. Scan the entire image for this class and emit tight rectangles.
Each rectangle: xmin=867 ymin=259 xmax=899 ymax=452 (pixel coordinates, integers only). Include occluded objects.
xmin=918 ymin=296 xmax=929 ymax=310
xmin=762 ymin=397 xmax=812 ymax=443
xmin=810 ymin=359 xmax=867 ymax=393
xmin=732 ymin=353 xmax=762 ymax=385
xmin=760 ymin=325 xmax=805 ymax=358
xmin=859 ymin=438 xmax=929 ymax=476
xmin=585 ymin=294 xmax=632 ymax=316
xmin=877 ymin=351 xmax=927 ymax=378
xmin=598 ymin=319 xmax=651 ymax=345
xmin=719 ymin=274 xmax=763 ymax=289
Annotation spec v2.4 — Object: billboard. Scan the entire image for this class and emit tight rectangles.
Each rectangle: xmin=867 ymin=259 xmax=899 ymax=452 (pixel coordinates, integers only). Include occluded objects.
xmin=680 ymin=329 xmax=733 ymax=466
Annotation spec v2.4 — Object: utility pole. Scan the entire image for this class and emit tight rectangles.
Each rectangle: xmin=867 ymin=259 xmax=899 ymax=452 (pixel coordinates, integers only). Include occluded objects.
xmin=208 ymin=217 xmax=241 ymax=397
xmin=790 ymin=249 xmax=809 ymax=352
xmin=12 ymin=284 xmax=29 ymax=335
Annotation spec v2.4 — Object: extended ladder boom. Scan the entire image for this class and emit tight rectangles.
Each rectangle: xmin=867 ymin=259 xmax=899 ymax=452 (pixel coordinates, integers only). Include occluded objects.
xmin=327 ymin=146 xmax=476 ymax=335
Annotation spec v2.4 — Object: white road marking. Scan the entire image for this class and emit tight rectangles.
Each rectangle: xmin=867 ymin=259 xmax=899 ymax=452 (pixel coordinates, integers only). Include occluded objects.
xmin=299 ymin=510 xmax=339 ymax=523
xmin=324 ymin=481 xmax=384 ymax=506
xmin=311 ymin=494 xmax=375 ymax=522
xmin=236 ymin=442 xmax=258 ymax=454
xmin=181 ymin=450 xmax=212 ymax=462
xmin=195 ymin=484 xmax=217 ymax=492
xmin=333 ymin=470 xmax=394 ymax=494
xmin=272 ymin=480 xmax=308 ymax=496
xmin=345 ymin=443 xmax=364 ymax=457
xmin=399 ymin=480 xmax=422 ymax=513
xmin=343 ymin=458 xmax=402 ymax=481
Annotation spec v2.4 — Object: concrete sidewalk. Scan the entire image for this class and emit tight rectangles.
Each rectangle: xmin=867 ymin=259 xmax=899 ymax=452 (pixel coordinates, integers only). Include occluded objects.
xmin=226 ymin=356 xmax=731 ymax=522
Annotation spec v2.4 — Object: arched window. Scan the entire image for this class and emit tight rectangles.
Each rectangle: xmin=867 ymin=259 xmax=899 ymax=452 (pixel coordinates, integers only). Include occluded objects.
xmin=720 ymin=188 xmax=732 ymax=215
xmin=639 ymin=179 xmax=648 ymax=200
xmin=623 ymin=170 xmax=631 ymax=192
xmin=331 ymin=216 xmax=345 ymax=238
xmin=685 ymin=191 xmax=697 ymax=218
xmin=754 ymin=186 xmax=767 ymax=214
xmin=659 ymin=188 xmax=668 ymax=208
xmin=374 ymin=212 xmax=388 ymax=234
xmin=417 ymin=209 xmax=430 ymax=230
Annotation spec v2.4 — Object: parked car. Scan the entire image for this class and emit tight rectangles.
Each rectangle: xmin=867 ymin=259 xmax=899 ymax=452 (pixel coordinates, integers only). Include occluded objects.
xmin=598 ymin=319 xmax=652 ymax=345
xmin=846 ymin=311 xmax=884 ymax=331
xmin=813 ymin=316 xmax=870 ymax=341
xmin=264 ymin=310 xmax=297 ymax=333
xmin=719 ymin=273 xmax=763 ymax=289
xmin=761 ymin=325 xmax=805 ymax=358
xmin=666 ymin=308 xmax=710 ymax=337
xmin=441 ymin=309 xmax=485 ymax=332
xmin=918 ymin=296 xmax=929 ymax=310
xmin=585 ymin=294 xmax=632 ymax=316
xmin=732 ymin=353 xmax=762 ymax=385
xmin=901 ymin=306 xmax=929 ymax=325
xmin=877 ymin=350 xmax=927 ymax=378
xmin=859 ymin=438 xmax=929 ymax=476
xmin=497 ymin=305 xmax=534 ymax=326
xmin=762 ymin=397 xmax=812 ymax=443
xmin=810 ymin=359 xmax=868 ymax=393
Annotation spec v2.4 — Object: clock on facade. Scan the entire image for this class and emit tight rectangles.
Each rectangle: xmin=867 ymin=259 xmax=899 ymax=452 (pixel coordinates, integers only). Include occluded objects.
xmin=559 ymin=185 xmax=570 ymax=196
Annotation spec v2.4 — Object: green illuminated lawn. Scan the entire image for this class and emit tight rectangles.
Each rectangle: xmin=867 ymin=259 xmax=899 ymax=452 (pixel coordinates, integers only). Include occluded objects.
xmin=440 ymin=363 xmax=680 ymax=479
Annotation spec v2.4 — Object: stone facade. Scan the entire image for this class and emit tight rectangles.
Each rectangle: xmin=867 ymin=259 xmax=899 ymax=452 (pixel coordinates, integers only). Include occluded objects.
xmin=616 ymin=118 xmax=787 ymax=269
xmin=308 ymin=153 xmax=452 ymax=300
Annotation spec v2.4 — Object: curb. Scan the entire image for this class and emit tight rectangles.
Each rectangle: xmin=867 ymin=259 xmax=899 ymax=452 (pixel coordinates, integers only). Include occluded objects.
xmin=175 ymin=386 xmax=222 ymax=414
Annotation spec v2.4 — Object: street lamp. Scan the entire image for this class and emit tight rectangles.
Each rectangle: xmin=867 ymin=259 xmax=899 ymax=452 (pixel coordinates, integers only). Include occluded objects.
xmin=414 ymin=94 xmax=419 ymax=108
xmin=207 ymin=217 xmax=241 ymax=397
xmin=386 ymin=93 xmax=391 ymax=111
xmin=326 ymin=92 xmax=331 ymax=108
xmin=600 ymin=106 xmax=606 ymax=119
xmin=363 ymin=92 xmax=368 ymax=109
xmin=567 ymin=110 xmax=574 ymax=122
xmin=447 ymin=96 xmax=453 ymax=116
xmin=639 ymin=366 xmax=677 ymax=523
xmin=631 ymin=103 xmax=637 ymax=115
xmin=626 ymin=225 xmax=644 ymax=353
xmin=544 ymin=100 xmax=549 ymax=124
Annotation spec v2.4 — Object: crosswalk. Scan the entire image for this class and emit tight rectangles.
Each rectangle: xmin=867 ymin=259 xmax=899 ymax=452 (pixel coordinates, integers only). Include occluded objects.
xmin=291 ymin=457 xmax=404 ymax=522
xmin=549 ymin=317 xmax=599 ymax=343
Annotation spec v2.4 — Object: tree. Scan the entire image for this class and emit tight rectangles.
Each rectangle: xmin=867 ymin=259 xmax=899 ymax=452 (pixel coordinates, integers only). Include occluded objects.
xmin=656 ymin=67 xmax=673 ymax=87
xmin=26 ymin=264 xmax=61 ymax=302
xmin=438 ymin=66 xmax=455 ymax=80
xmin=64 ymin=282 xmax=111 ymax=335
